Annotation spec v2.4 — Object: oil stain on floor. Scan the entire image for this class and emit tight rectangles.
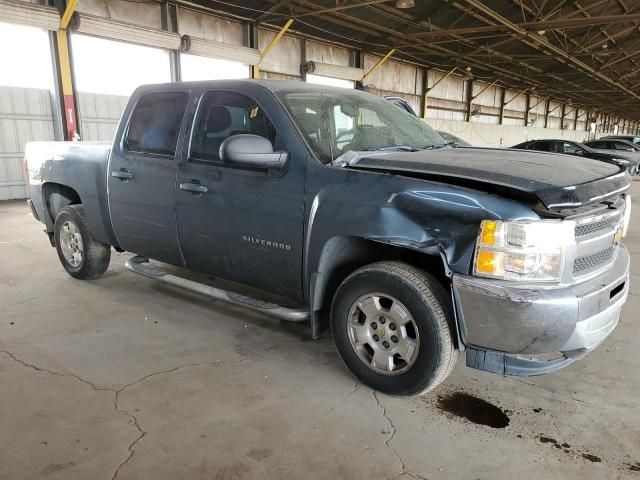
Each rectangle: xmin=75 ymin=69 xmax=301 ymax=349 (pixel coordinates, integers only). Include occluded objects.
xmin=437 ymin=392 xmax=510 ymax=429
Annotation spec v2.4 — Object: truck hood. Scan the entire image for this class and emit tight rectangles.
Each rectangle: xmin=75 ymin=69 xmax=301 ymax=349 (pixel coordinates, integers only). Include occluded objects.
xmin=344 ymin=147 xmax=630 ymax=209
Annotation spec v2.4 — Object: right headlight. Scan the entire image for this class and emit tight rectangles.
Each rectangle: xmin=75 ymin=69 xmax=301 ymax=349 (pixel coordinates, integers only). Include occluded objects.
xmin=473 ymin=220 xmax=575 ymax=282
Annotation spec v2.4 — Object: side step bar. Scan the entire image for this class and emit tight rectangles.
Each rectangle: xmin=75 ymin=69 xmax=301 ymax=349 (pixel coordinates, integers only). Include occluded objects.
xmin=124 ymin=255 xmax=309 ymax=322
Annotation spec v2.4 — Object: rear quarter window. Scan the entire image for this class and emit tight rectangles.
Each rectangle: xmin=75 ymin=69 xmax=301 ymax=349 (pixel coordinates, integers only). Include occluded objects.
xmin=125 ymin=91 xmax=189 ymax=156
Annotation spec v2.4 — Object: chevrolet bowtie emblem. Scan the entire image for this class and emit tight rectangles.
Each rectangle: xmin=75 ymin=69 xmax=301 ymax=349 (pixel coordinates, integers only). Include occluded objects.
xmin=614 ymin=227 xmax=623 ymax=246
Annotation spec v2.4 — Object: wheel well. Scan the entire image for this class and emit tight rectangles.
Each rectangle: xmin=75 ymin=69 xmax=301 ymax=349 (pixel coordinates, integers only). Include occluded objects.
xmin=312 ymin=236 xmax=449 ymax=334
xmin=43 ymin=183 xmax=81 ymax=226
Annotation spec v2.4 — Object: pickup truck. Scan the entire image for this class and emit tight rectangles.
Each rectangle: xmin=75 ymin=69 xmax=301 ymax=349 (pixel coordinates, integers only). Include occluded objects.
xmin=24 ymin=80 xmax=632 ymax=396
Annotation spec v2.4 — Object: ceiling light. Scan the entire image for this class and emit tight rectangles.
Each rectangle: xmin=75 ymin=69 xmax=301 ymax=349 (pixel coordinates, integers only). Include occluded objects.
xmin=396 ymin=0 xmax=415 ymax=8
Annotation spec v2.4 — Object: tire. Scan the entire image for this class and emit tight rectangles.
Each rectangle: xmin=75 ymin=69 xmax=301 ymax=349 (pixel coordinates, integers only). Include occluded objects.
xmin=330 ymin=261 xmax=457 ymax=396
xmin=54 ymin=205 xmax=111 ymax=280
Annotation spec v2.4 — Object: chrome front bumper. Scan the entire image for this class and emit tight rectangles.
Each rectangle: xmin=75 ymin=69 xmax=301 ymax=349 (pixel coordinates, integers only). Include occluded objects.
xmin=452 ymin=245 xmax=630 ymax=356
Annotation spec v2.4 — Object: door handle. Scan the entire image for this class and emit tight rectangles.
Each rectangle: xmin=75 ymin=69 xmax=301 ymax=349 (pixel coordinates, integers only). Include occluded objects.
xmin=179 ymin=182 xmax=208 ymax=194
xmin=111 ymin=169 xmax=133 ymax=180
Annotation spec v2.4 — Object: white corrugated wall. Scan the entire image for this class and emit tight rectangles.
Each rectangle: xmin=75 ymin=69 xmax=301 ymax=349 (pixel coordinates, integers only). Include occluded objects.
xmin=77 ymin=92 xmax=128 ymax=141
xmin=0 ymin=86 xmax=55 ymax=200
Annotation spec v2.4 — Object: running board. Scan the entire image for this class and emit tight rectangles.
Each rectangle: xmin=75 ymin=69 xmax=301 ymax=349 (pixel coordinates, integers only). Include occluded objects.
xmin=124 ymin=255 xmax=309 ymax=322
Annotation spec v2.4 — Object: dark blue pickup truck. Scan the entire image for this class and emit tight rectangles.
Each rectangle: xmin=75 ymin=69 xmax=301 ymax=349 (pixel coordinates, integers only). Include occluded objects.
xmin=24 ymin=80 xmax=631 ymax=396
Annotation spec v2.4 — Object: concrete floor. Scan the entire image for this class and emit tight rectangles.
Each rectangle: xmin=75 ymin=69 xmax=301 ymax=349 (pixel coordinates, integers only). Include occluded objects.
xmin=1 ymin=184 xmax=640 ymax=480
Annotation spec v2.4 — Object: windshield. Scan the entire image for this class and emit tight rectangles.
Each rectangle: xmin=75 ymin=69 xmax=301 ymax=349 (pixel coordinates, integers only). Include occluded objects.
xmin=276 ymin=89 xmax=445 ymax=163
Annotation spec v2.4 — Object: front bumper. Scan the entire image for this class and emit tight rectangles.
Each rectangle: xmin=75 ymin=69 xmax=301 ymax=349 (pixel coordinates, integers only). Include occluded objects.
xmin=452 ymin=245 xmax=629 ymax=373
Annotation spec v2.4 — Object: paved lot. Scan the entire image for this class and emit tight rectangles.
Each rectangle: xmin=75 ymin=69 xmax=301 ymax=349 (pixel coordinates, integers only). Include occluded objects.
xmin=1 ymin=182 xmax=639 ymax=480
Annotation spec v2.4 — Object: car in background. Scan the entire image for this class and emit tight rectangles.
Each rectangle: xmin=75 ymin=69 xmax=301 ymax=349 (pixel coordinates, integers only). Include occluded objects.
xmin=585 ymin=138 xmax=640 ymax=167
xmin=585 ymin=138 xmax=640 ymax=153
xmin=600 ymin=135 xmax=640 ymax=146
xmin=512 ymin=139 xmax=638 ymax=175
xmin=437 ymin=130 xmax=471 ymax=148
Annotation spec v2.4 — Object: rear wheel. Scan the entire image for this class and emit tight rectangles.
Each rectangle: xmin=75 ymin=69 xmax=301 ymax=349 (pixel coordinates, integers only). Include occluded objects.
xmin=54 ymin=205 xmax=110 ymax=279
xmin=331 ymin=261 xmax=457 ymax=396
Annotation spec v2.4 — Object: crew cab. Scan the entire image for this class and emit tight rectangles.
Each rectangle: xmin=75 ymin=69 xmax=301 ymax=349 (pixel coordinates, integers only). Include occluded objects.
xmin=24 ymin=81 xmax=632 ymax=396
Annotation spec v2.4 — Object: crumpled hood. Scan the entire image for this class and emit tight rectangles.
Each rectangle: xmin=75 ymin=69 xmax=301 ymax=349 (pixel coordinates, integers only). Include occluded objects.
xmin=345 ymin=147 xmax=629 ymax=209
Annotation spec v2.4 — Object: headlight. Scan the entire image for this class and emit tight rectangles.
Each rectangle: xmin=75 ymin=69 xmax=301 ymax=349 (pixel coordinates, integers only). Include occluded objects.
xmin=623 ymin=194 xmax=632 ymax=237
xmin=474 ymin=220 xmax=575 ymax=282
xmin=612 ymin=158 xmax=632 ymax=165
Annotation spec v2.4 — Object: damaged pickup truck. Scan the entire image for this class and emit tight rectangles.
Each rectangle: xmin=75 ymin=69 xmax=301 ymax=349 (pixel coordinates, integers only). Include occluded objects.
xmin=24 ymin=81 xmax=631 ymax=396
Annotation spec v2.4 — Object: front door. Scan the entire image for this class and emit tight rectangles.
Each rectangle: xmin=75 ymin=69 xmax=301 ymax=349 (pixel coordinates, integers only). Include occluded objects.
xmin=175 ymin=90 xmax=305 ymax=300
xmin=108 ymin=90 xmax=189 ymax=265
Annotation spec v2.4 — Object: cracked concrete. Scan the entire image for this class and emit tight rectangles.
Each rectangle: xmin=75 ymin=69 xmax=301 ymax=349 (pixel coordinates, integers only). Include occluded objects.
xmin=1 ymin=180 xmax=640 ymax=479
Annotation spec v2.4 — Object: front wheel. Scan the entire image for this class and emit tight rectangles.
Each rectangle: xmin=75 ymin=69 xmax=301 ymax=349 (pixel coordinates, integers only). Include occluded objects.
xmin=54 ymin=205 xmax=111 ymax=280
xmin=331 ymin=261 xmax=457 ymax=396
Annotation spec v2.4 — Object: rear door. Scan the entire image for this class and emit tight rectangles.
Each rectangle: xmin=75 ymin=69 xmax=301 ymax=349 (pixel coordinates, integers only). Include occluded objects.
xmin=175 ymin=89 xmax=306 ymax=300
xmin=108 ymin=90 xmax=189 ymax=265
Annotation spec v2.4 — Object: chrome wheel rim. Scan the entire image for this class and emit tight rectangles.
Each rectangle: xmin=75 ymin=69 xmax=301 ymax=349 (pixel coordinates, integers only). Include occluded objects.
xmin=347 ymin=292 xmax=420 ymax=376
xmin=59 ymin=220 xmax=83 ymax=267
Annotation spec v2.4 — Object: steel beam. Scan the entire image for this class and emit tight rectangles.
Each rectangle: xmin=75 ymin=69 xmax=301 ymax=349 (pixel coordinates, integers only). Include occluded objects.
xmin=407 ymin=14 xmax=640 ymax=40
xmin=59 ymin=0 xmax=78 ymax=29
xmin=462 ymin=0 xmax=640 ymax=104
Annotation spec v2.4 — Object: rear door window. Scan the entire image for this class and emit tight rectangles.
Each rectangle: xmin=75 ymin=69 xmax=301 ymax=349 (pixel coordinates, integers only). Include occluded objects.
xmin=533 ymin=141 xmax=551 ymax=151
xmin=125 ymin=91 xmax=189 ymax=156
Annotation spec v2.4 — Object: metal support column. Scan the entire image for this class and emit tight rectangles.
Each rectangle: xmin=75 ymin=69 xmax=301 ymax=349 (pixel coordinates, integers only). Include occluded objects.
xmin=543 ymin=99 xmax=550 ymax=128
xmin=465 ymin=79 xmax=473 ymax=122
xmin=248 ymin=22 xmax=259 ymax=78
xmin=300 ymin=37 xmax=307 ymax=82
xmin=498 ymin=87 xmax=505 ymax=125
xmin=53 ymin=0 xmax=80 ymax=140
xmin=419 ymin=67 xmax=428 ymax=118
xmin=162 ymin=2 xmax=181 ymax=82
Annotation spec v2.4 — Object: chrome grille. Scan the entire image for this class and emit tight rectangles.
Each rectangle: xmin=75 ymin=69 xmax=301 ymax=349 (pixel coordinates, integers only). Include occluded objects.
xmin=573 ymin=247 xmax=615 ymax=276
xmin=575 ymin=214 xmax=621 ymax=239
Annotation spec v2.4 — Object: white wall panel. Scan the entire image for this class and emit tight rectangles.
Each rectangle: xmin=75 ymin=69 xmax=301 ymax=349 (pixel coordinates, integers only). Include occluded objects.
xmin=258 ymin=29 xmax=301 ymax=77
xmin=427 ymin=70 xmax=466 ymax=102
xmin=363 ymin=56 xmax=421 ymax=96
xmin=472 ymin=82 xmax=501 ymax=108
xmin=77 ymin=92 xmax=128 ymax=141
xmin=178 ymin=9 xmax=243 ymax=46
xmin=0 ymin=86 xmax=55 ymax=200
xmin=504 ymin=89 xmax=526 ymax=112
xmin=306 ymin=40 xmax=350 ymax=66
xmin=547 ymin=101 xmax=562 ymax=129
xmin=77 ymin=0 xmax=162 ymax=30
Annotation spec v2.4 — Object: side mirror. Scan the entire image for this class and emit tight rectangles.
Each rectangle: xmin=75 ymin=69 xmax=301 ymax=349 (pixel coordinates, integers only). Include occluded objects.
xmin=575 ymin=150 xmax=584 ymax=156
xmin=219 ymin=134 xmax=288 ymax=171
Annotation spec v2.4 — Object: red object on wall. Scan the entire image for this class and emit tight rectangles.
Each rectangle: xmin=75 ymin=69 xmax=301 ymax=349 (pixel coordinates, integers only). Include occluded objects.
xmin=63 ymin=94 xmax=78 ymax=140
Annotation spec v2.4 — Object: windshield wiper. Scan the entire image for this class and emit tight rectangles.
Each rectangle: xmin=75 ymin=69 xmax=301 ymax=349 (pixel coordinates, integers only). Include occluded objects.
xmin=422 ymin=144 xmax=449 ymax=150
xmin=376 ymin=145 xmax=420 ymax=152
